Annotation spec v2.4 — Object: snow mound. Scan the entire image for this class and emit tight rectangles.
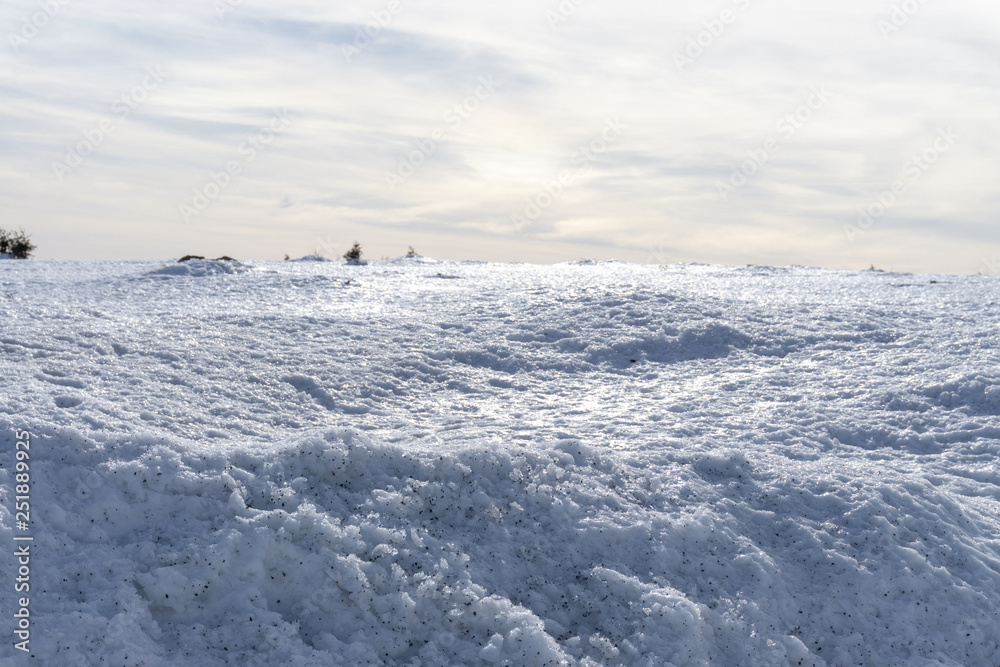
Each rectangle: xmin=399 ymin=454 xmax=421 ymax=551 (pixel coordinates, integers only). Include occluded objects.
xmin=5 ymin=424 xmax=1000 ymax=665
xmin=586 ymin=323 xmax=753 ymax=366
xmin=289 ymin=254 xmax=334 ymax=262
xmin=146 ymin=259 xmax=250 ymax=277
xmin=389 ymin=254 xmax=439 ymax=264
xmin=921 ymin=374 xmax=1000 ymax=415
xmin=561 ymin=259 xmax=628 ymax=266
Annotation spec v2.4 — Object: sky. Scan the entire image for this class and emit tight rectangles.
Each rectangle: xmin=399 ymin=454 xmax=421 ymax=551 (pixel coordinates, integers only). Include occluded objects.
xmin=1 ymin=0 xmax=998 ymax=274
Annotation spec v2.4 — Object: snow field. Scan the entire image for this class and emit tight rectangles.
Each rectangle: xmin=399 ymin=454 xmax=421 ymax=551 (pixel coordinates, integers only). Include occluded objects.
xmin=1 ymin=258 xmax=999 ymax=665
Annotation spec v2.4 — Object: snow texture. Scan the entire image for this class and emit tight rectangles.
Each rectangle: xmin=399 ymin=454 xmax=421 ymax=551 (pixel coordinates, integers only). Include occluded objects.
xmin=1 ymin=259 xmax=999 ymax=666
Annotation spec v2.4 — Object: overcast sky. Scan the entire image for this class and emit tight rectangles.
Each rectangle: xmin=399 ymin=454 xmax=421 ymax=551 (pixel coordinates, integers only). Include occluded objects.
xmin=1 ymin=0 xmax=997 ymax=273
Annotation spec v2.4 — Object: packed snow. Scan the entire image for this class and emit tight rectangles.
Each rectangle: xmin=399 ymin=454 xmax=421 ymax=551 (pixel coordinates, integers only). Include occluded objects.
xmin=1 ymin=258 xmax=999 ymax=666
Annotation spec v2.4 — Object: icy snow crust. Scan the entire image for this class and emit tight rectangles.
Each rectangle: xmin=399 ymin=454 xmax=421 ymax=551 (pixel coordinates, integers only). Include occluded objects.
xmin=1 ymin=259 xmax=1000 ymax=666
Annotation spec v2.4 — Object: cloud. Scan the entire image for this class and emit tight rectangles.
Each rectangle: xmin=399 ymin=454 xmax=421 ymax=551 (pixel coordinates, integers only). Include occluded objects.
xmin=0 ymin=0 xmax=996 ymax=272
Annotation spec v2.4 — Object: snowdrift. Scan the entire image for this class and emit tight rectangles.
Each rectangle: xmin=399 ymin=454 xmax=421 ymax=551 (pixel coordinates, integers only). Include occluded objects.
xmin=5 ymin=423 xmax=999 ymax=666
xmin=146 ymin=259 xmax=250 ymax=278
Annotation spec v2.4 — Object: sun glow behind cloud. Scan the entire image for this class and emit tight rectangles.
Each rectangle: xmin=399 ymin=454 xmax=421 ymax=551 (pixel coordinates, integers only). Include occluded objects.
xmin=1 ymin=0 xmax=997 ymax=273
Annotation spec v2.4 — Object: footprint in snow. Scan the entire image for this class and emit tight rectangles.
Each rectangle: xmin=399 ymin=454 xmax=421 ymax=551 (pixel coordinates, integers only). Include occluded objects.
xmin=283 ymin=374 xmax=337 ymax=410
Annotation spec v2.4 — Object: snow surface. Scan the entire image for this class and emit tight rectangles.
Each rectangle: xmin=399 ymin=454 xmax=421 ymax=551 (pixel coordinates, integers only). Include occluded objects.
xmin=2 ymin=258 xmax=1000 ymax=666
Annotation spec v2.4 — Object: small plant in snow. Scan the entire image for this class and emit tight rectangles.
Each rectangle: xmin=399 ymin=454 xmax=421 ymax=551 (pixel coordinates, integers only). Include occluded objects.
xmin=407 ymin=245 xmax=417 ymax=256
xmin=343 ymin=242 xmax=363 ymax=262
xmin=0 ymin=228 xmax=36 ymax=259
